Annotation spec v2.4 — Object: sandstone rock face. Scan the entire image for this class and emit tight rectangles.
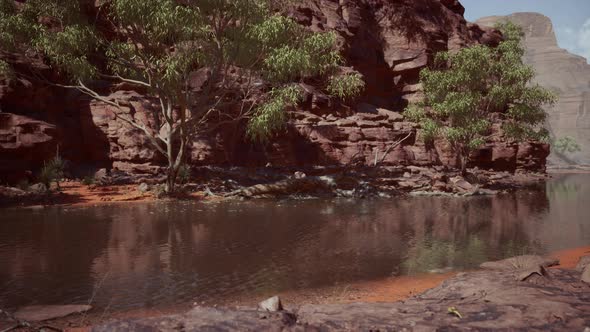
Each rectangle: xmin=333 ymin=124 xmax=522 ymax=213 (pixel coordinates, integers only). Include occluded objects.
xmin=477 ymin=13 xmax=590 ymax=167
xmin=0 ymin=113 xmax=58 ymax=181
xmin=0 ymin=2 xmax=547 ymax=181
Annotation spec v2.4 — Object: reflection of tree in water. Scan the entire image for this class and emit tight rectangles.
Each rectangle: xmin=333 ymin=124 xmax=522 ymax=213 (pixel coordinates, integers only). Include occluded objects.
xmin=398 ymin=190 xmax=550 ymax=275
xmin=0 ymin=207 xmax=114 ymax=310
xmin=401 ymin=235 xmax=546 ymax=275
xmin=546 ymin=177 xmax=581 ymax=201
xmin=0 ymin=183 xmax=559 ymax=311
xmin=402 ymin=235 xmax=484 ymax=274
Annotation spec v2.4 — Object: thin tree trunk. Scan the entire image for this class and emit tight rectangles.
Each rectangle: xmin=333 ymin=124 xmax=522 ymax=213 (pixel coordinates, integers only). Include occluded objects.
xmin=165 ymin=127 xmax=176 ymax=193
xmin=460 ymin=156 xmax=467 ymax=175
xmin=460 ymin=147 xmax=469 ymax=176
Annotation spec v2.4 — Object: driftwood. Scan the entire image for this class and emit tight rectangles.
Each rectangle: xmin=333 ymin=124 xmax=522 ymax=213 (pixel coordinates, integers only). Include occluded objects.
xmin=225 ymin=177 xmax=332 ymax=198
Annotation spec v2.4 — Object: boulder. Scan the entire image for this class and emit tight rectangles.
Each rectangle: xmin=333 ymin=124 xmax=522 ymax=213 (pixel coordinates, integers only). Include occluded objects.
xmin=450 ymin=176 xmax=475 ymax=192
xmin=582 ymin=265 xmax=590 ymax=283
xmin=94 ymin=168 xmax=109 ymax=183
xmin=258 ymin=296 xmax=283 ymax=312
xmin=28 ymin=183 xmax=47 ymax=193
xmin=0 ymin=186 xmax=26 ymax=198
xmin=576 ymin=255 xmax=590 ymax=271
xmin=293 ymin=171 xmax=307 ymax=179
xmin=137 ymin=182 xmax=150 ymax=193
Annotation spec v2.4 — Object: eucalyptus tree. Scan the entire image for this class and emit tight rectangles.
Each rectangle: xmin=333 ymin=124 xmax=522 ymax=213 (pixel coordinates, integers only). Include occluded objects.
xmin=0 ymin=0 xmax=364 ymax=192
xmin=405 ymin=22 xmax=556 ymax=174
xmin=553 ymin=136 xmax=581 ymax=155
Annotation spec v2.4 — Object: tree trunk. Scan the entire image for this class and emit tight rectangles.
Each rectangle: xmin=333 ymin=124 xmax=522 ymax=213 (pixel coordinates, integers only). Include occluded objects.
xmin=460 ymin=157 xmax=467 ymax=175
xmin=459 ymin=150 xmax=468 ymax=176
xmin=165 ymin=166 xmax=177 ymax=193
xmin=165 ymin=128 xmax=176 ymax=193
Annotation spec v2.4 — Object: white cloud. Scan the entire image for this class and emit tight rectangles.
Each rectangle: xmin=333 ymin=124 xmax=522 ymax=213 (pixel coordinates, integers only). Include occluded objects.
xmin=556 ymin=18 xmax=590 ymax=63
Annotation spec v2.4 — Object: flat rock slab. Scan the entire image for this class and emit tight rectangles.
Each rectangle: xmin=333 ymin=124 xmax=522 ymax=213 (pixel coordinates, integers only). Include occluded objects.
xmin=94 ymin=268 xmax=590 ymax=331
xmin=480 ymin=254 xmax=559 ymax=270
xmin=14 ymin=305 xmax=92 ymax=322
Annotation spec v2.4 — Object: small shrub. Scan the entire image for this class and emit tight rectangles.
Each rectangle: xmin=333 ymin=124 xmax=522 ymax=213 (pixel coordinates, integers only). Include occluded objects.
xmin=176 ymin=164 xmax=191 ymax=185
xmin=82 ymin=175 xmax=95 ymax=186
xmin=152 ymin=184 xmax=167 ymax=199
xmin=16 ymin=179 xmax=30 ymax=191
xmin=38 ymin=155 xmax=66 ymax=190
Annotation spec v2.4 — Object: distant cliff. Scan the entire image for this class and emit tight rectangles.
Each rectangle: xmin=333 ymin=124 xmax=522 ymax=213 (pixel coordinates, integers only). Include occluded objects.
xmin=477 ymin=13 xmax=590 ymax=167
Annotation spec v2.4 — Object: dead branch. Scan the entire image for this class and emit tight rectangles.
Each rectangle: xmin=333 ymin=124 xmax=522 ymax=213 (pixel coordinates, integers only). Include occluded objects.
xmin=374 ymin=131 xmax=413 ymax=166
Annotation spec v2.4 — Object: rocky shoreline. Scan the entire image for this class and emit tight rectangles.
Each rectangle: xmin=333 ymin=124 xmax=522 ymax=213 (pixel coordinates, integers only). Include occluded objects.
xmin=0 ymin=166 xmax=549 ymax=208
xmin=91 ymin=254 xmax=590 ymax=331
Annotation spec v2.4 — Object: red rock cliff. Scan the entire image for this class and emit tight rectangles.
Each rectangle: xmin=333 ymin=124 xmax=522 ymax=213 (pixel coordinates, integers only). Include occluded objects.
xmin=0 ymin=0 xmax=548 ymax=182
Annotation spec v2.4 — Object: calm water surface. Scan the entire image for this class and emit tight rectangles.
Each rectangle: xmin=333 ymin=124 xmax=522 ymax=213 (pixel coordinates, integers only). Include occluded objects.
xmin=1 ymin=174 xmax=589 ymax=310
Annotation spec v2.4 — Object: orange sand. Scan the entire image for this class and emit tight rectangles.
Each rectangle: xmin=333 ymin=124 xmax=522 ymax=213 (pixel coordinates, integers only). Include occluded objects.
xmin=550 ymin=246 xmax=590 ymax=269
xmin=6 ymin=181 xmax=206 ymax=208
xmin=60 ymin=182 xmax=155 ymax=205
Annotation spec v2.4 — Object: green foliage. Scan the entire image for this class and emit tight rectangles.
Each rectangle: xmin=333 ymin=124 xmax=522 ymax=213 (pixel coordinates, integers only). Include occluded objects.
xmin=38 ymin=155 xmax=65 ymax=189
xmin=501 ymin=240 xmax=545 ymax=258
xmin=402 ymin=237 xmax=457 ymax=275
xmin=35 ymin=25 xmax=97 ymax=81
xmin=0 ymin=59 xmax=12 ymax=78
xmin=82 ymin=175 xmax=95 ymax=186
xmin=327 ymin=72 xmax=365 ymax=99
xmin=0 ymin=0 xmax=360 ymax=136
xmin=552 ymin=136 xmax=581 ymax=154
xmin=248 ymin=85 xmax=302 ymax=142
xmin=402 ymin=236 xmax=488 ymax=275
xmin=1 ymin=0 xmax=363 ymax=191
xmin=407 ymin=21 xmax=556 ymax=171
xmin=176 ymin=164 xmax=191 ymax=185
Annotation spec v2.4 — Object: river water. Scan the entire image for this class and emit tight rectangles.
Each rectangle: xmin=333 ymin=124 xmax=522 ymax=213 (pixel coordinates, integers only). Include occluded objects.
xmin=1 ymin=173 xmax=589 ymax=311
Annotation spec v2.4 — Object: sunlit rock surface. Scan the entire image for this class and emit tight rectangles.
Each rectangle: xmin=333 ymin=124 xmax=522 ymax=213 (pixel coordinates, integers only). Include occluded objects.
xmin=477 ymin=13 xmax=590 ymax=167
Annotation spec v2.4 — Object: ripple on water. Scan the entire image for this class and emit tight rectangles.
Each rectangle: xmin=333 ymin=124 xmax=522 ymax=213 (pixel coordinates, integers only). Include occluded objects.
xmin=0 ymin=174 xmax=589 ymax=310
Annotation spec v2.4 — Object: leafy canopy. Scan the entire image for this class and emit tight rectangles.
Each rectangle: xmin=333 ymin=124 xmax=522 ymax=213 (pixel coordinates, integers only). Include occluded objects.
xmin=405 ymin=21 xmax=557 ymax=164
xmin=0 ymin=0 xmax=364 ymax=143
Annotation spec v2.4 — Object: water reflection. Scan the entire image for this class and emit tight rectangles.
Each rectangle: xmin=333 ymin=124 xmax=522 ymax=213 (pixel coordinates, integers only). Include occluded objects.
xmin=0 ymin=174 xmax=589 ymax=311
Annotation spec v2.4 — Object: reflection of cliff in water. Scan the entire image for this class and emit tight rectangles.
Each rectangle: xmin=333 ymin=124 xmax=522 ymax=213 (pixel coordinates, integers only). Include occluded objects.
xmin=539 ymin=174 xmax=590 ymax=251
xmin=2 ymin=176 xmax=590 ymax=311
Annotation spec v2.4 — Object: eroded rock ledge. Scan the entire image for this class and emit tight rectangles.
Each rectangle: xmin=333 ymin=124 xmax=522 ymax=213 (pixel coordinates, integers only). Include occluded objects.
xmin=93 ymin=256 xmax=590 ymax=331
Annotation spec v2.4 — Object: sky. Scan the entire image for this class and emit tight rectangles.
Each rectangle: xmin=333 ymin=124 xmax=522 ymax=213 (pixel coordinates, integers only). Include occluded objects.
xmin=461 ymin=0 xmax=590 ymax=61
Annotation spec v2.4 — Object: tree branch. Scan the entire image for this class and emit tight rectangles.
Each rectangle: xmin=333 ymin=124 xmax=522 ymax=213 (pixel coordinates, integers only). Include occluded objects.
xmin=374 ymin=131 xmax=413 ymax=166
xmin=99 ymin=74 xmax=151 ymax=87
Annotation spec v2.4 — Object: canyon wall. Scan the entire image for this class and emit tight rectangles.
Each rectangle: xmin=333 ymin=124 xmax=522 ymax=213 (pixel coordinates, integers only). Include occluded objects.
xmin=0 ymin=1 xmax=549 ymax=183
xmin=477 ymin=13 xmax=590 ymax=167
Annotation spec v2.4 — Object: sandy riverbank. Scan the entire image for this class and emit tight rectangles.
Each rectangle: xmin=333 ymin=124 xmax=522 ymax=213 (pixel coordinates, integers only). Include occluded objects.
xmin=0 ymin=181 xmax=206 ymax=209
